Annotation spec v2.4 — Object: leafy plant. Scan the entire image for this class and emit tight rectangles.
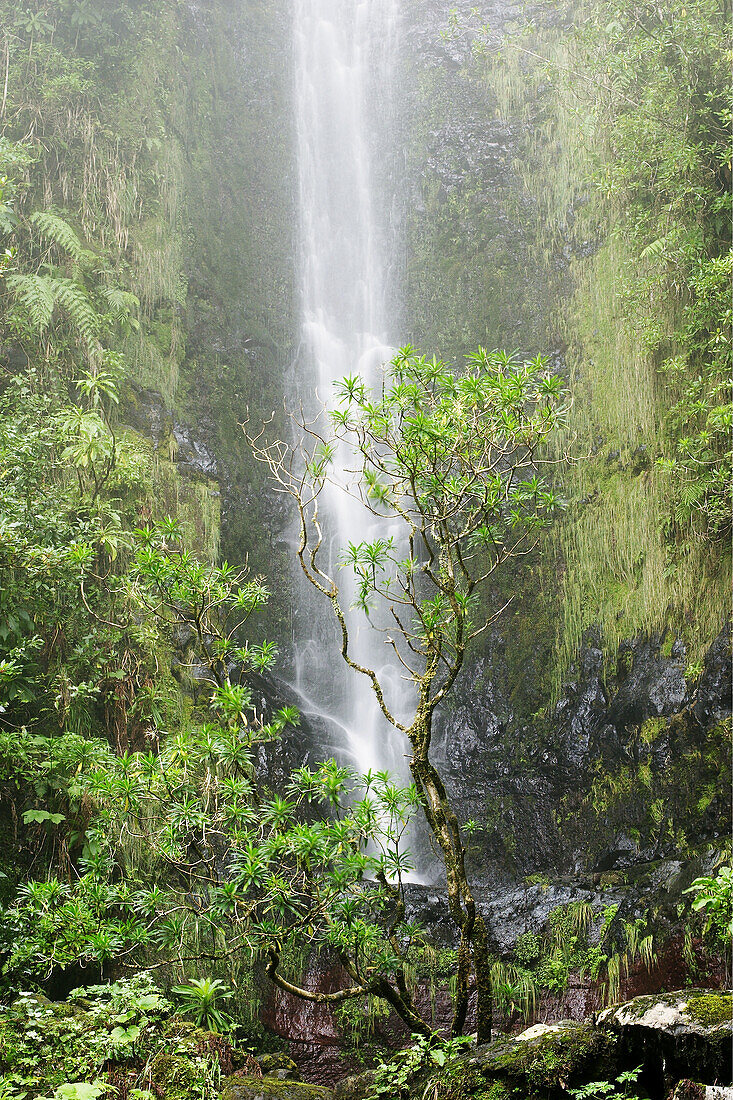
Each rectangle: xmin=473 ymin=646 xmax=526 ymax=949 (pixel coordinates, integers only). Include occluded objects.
xmin=171 ymin=977 xmax=233 ymax=1033
xmin=569 ymin=1066 xmax=646 ymax=1100
xmin=368 ymin=1034 xmax=473 ymax=1100
xmin=684 ymin=866 xmax=733 ymax=949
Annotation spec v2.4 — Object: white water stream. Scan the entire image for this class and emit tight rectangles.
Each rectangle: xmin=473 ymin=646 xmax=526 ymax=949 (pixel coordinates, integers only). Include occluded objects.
xmin=291 ymin=0 xmax=413 ymax=782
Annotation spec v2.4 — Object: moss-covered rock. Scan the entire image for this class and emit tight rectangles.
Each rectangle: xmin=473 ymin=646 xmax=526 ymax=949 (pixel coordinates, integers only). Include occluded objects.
xmin=598 ymin=989 xmax=732 ymax=1085
xmin=332 ymin=1071 xmax=375 ymax=1100
xmin=255 ymin=1054 xmax=302 ymax=1080
xmin=685 ymin=991 xmax=732 ymax=1028
xmin=221 ymin=1076 xmax=332 ymax=1100
xmin=598 ymin=989 xmax=732 ymax=1035
xmin=431 ymin=1021 xmax=616 ymax=1100
xmin=149 ymin=1049 xmax=201 ymax=1098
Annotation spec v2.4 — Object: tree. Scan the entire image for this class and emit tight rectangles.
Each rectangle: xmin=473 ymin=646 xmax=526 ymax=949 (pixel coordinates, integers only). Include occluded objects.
xmin=112 ymin=524 xmax=443 ymax=1036
xmin=247 ymin=345 xmax=567 ymax=1039
xmin=2 ymin=519 xmax=435 ymax=1035
xmin=84 ymin=730 xmax=435 ymax=1037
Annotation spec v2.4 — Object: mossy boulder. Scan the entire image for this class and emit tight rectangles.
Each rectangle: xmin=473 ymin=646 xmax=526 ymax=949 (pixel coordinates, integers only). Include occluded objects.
xmin=598 ymin=989 xmax=732 ymax=1085
xmin=149 ymin=1048 xmax=202 ymax=1097
xmin=255 ymin=1054 xmax=302 ymax=1081
xmin=332 ymin=1071 xmax=375 ymax=1100
xmin=221 ymin=1076 xmax=332 ymax=1100
xmin=433 ymin=1021 xmax=616 ymax=1099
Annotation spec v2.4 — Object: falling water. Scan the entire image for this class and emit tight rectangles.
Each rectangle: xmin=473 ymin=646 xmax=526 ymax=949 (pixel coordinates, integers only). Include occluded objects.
xmin=291 ymin=0 xmax=411 ymax=781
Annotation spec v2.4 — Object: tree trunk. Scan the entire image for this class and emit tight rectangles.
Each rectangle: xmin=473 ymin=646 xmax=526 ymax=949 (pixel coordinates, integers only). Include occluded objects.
xmin=410 ymin=738 xmax=492 ymax=1043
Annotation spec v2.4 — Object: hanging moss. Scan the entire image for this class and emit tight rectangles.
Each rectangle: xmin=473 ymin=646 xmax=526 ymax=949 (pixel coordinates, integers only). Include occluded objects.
xmin=403 ymin=3 xmax=730 ymax=699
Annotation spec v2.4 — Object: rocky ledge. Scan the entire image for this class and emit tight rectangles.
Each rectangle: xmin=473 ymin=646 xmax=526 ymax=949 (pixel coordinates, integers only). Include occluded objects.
xmin=598 ymin=990 xmax=732 ymax=1086
xmin=333 ymin=989 xmax=732 ymax=1100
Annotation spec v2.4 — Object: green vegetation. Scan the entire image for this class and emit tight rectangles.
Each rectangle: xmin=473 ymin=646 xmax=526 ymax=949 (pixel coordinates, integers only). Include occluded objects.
xmin=251 ymin=346 xmax=566 ymax=1041
xmin=568 ymin=1066 xmax=645 ymax=1100
xmin=171 ymin=978 xmax=234 ymax=1034
xmin=495 ymin=901 xmax=657 ymax=1016
xmin=412 ymin=0 xmax=731 ymax=685
xmin=684 ymin=865 xmax=733 ymax=972
xmin=368 ymin=1034 xmax=473 ymax=1100
xmin=0 ymin=0 xmax=729 ymax=1094
xmin=0 ymin=974 xmax=237 ymax=1098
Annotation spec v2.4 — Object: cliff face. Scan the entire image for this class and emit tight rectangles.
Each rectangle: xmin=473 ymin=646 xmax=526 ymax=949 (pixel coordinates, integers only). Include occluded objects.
xmin=392 ymin=0 xmax=731 ymax=892
xmin=192 ymin=0 xmax=729 ymax=900
xmin=4 ymin=0 xmax=726 ymax=920
xmin=437 ymin=625 xmax=731 ymax=884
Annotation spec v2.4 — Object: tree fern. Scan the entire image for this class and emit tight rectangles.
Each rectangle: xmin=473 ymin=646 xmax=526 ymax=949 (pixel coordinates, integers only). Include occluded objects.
xmin=6 ymin=273 xmax=57 ymax=332
xmin=30 ymin=210 xmax=87 ymax=261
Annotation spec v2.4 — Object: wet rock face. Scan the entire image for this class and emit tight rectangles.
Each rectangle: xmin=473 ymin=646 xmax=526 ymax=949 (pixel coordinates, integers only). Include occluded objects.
xmin=172 ymin=422 xmax=218 ymax=477
xmin=694 ymin=627 xmax=733 ymax=729
xmin=123 ymin=387 xmax=218 ymax=478
xmin=434 ymin=625 xmax=731 ymax=885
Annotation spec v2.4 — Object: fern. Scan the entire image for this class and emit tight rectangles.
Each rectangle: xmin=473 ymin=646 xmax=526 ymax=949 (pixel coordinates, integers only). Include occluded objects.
xmin=0 ymin=202 xmax=16 ymax=236
xmin=53 ymin=277 xmax=100 ymax=346
xmin=6 ymin=273 xmax=57 ymax=332
xmin=674 ymin=478 xmax=708 ymax=525
xmin=639 ymin=235 xmax=670 ymax=261
xmin=30 ymin=210 xmax=87 ymax=260
xmin=98 ymin=284 xmax=140 ymax=322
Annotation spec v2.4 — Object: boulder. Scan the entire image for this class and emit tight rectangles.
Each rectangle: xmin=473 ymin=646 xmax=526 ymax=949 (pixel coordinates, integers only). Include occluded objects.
xmin=255 ymin=1054 xmax=302 ymax=1081
xmin=598 ymin=990 xmax=732 ymax=1085
xmin=446 ymin=1020 xmax=616 ymax=1094
xmin=221 ymin=1075 xmax=333 ymax=1100
xmin=334 ymin=1026 xmax=613 ymax=1100
xmin=332 ymin=1072 xmax=375 ymax=1100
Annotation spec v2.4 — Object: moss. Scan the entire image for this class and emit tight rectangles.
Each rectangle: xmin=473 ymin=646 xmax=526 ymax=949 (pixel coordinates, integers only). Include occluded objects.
xmin=221 ymin=1078 xmax=332 ymax=1100
xmin=640 ymin=716 xmax=668 ymax=744
xmin=437 ymin=1075 xmax=513 ymax=1100
xmin=256 ymin=1053 xmax=300 ymax=1078
xmin=149 ymin=1048 xmax=204 ymax=1100
xmin=686 ymin=992 xmax=732 ymax=1028
xmin=434 ymin=1025 xmax=617 ymax=1100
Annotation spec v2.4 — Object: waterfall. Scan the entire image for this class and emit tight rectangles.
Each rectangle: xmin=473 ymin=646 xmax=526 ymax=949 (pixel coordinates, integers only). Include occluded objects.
xmin=291 ymin=0 xmax=411 ymax=782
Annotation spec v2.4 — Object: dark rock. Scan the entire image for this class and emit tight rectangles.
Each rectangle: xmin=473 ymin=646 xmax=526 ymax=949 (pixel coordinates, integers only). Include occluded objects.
xmin=172 ymin=421 xmax=218 ymax=477
xmin=332 ymin=1072 xmax=374 ymax=1100
xmin=693 ymin=624 xmax=732 ymax=729
xmin=431 ymin=625 xmax=730 ymax=885
xmin=598 ymin=990 xmax=733 ymax=1087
